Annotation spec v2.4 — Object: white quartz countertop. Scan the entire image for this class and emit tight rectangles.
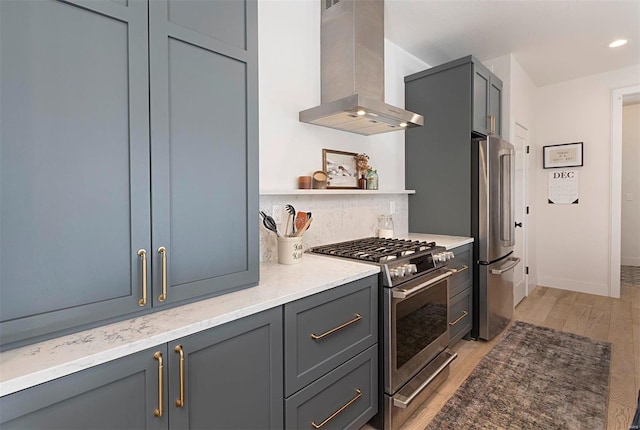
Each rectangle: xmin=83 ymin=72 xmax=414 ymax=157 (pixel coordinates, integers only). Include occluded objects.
xmin=0 ymin=255 xmax=379 ymax=397
xmin=399 ymin=233 xmax=474 ymax=250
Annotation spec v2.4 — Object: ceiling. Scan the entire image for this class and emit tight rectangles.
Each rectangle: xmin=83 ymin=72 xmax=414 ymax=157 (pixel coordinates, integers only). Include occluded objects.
xmin=384 ymin=0 xmax=640 ymax=87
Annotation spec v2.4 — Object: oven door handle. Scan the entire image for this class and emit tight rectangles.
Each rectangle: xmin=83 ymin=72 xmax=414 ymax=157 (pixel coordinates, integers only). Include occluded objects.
xmin=393 ymin=351 xmax=458 ymax=409
xmin=392 ymin=270 xmax=454 ymax=299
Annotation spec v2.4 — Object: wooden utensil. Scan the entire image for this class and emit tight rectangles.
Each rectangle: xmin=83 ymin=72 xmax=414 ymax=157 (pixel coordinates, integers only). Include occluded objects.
xmin=294 ymin=212 xmax=307 ymax=233
xmin=295 ymin=217 xmax=313 ymax=237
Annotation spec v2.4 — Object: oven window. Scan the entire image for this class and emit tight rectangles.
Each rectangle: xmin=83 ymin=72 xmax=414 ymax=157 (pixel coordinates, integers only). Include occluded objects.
xmin=395 ymin=279 xmax=447 ymax=369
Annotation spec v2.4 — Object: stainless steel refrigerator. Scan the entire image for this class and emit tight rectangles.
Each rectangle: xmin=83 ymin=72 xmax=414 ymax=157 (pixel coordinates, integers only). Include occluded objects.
xmin=472 ymin=135 xmax=521 ymax=340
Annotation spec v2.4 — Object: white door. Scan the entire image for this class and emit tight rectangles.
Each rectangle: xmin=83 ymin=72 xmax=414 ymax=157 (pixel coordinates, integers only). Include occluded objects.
xmin=513 ymin=123 xmax=528 ymax=305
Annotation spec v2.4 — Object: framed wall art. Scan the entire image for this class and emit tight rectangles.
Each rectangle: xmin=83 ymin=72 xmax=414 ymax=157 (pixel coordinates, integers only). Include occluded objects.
xmin=543 ymin=142 xmax=583 ymax=169
xmin=322 ymin=149 xmax=358 ymax=189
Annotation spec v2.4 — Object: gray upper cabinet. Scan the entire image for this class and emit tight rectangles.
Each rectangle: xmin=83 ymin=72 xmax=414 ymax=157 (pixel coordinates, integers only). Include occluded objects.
xmin=148 ymin=0 xmax=258 ymax=307
xmin=0 ymin=0 xmax=259 ymax=348
xmin=0 ymin=346 xmax=168 ymax=430
xmin=0 ymin=0 xmax=151 ymax=347
xmin=404 ymin=55 xmax=503 ymax=237
xmin=472 ymin=60 xmax=502 ymax=137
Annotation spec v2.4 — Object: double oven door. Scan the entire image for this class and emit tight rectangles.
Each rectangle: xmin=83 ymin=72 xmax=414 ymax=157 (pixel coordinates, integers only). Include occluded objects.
xmin=383 ymin=268 xmax=452 ymax=395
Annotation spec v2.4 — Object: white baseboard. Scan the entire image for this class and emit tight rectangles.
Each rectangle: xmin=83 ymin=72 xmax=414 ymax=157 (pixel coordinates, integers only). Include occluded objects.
xmin=536 ymin=276 xmax=609 ymax=297
xmin=621 ymin=257 xmax=640 ymax=266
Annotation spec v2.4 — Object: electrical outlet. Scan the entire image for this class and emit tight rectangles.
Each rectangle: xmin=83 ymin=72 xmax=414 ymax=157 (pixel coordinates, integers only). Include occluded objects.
xmin=272 ymin=205 xmax=283 ymax=224
xmin=389 ymin=201 xmax=396 ymax=215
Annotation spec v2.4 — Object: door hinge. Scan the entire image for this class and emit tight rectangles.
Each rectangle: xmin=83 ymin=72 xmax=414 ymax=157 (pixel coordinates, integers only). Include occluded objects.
xmin=526 ymin=206 xmax=529 ymax=214
xmin=525 ymin=266 xmax=529 ymax=275
xmin=526 ymin=146 xmax=530 ymax=154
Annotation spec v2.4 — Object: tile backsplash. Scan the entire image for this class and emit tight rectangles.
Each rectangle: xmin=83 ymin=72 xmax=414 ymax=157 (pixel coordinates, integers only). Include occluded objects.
xmin=259 ymin=194 xmax=409 ymax=261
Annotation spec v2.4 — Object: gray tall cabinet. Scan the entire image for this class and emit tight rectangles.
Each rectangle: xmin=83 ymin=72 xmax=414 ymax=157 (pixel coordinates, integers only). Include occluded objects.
xmin=0 ymin=0 xmax=258 ymax=348
xmin=405 ymin=55 xmax=502 ymax=237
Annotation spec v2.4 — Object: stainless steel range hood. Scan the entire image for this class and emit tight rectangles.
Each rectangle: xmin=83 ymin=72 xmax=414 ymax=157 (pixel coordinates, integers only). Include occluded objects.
xmin=299 ymin=0 xmax=423 ymax=136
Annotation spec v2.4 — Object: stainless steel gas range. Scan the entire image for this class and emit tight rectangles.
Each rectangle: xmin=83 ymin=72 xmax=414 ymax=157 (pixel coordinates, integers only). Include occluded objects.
xmin=309 ymin=238 xmax=459 ymax=430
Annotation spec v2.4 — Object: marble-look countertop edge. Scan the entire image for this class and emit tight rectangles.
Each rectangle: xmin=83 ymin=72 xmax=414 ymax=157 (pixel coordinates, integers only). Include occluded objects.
xmin=0 ymin=256 xmax=379 ymax=397
xmin=400 ymin=233 xmax=474 ymax=250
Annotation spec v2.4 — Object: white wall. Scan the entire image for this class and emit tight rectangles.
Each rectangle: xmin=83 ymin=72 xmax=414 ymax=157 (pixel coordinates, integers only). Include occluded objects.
xmin=257 ymin=0 xmax=429 ymax=260
xmin=535 ymin=65 xmax=640 ymax=296
xmin=621 ymin=103 xmax=640 ymax=266
xmin=484 ymin=54 xmax=538 ymax=286
xmin=258 ymin=0 xmax=429 ymax=191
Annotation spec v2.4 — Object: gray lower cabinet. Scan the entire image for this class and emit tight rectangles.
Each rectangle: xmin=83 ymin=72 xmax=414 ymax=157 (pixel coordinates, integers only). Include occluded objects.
xmin=448 ymin=244 xmax=473 ymax=345
xmin=285 ymin=346 xmax=378 ymax=430
xmin=405 ymin=55 xmax=503 ymax=237
xmin=284 ymin=275 xmax=379 ymax=429
xmin=0 ymin=346 xmax=168 ymax=430
xmin=0 ymin=308 xmax=282 ymax=430
xmin=167 ymin=307 xmax=283 ymax=430
xmin=0 ymin=0 xmax=258 ymax=349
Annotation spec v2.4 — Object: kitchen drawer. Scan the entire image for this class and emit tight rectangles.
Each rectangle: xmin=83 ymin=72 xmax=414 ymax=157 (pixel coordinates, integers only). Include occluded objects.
xmin=285 ymin=345 xmax=378 ymax=430
xmin=449 ymin=287 xmax=472 ymax=346
xmin=284 ymin=275 xmax=377 ymax=396
xmin=450 ymin=244 xmax=472 ymax=298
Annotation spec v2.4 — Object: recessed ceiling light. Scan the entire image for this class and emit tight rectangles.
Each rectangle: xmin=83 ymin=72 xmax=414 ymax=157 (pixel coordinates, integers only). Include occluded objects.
xmin=399 ymin=122 xmax=408 ymax=128
xmin=356 ymin=110 xmax=366 ymax=116
xmin=609 ymin=39 xmax=628 ymax=48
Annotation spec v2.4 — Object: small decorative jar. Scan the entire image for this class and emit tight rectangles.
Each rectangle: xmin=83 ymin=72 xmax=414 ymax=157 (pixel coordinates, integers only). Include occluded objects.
xmin=358 ymin=174 xmax=367 ymax=189
xmin=366 ymin=169 xmax=378 ymax=190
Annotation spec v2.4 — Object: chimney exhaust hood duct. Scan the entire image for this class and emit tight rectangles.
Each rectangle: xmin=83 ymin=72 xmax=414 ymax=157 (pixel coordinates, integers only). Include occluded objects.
xmin=299 ymin=0 xmax=423 ymax=136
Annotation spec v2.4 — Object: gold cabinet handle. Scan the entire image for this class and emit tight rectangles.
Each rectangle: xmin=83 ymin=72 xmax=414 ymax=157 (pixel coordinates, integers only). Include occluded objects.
xmin=158 ymin=246 xmax=167 ymax=302
xmin=310 ymin=314 xmax=362 ymax=340
xmin=138 ymin=249 xmax=148 ymax=306
xmin=488 ymin=115 xmax=496 ymax=135
xmin=174 ymin=345 xmax=185 ymax=407
xmin=449 ymin=310 xmax=469 ymax=326
xmin=153 ymin=351 xmax=164 ymax=417
xmin=451 ymin=265 xmax=468 ymax=274
xmin=311 ymin=389 xmax=362 ymax=429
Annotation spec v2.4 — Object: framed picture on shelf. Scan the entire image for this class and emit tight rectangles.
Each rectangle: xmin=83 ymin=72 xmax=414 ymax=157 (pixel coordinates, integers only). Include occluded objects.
xmin=322 ymin=149 xmax=358 ymax=189
xmin=543 ymin=142 xmax=583 ymax=169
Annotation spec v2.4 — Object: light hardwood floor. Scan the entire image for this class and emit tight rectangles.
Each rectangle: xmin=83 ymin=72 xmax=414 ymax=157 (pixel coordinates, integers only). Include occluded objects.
xmin=372 ymin=283 xmax=640 ymax=430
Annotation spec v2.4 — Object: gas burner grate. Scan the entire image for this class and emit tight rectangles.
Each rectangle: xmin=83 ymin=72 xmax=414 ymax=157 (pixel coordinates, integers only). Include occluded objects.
xmin=309 ymin=237 xmax=436 ymax=263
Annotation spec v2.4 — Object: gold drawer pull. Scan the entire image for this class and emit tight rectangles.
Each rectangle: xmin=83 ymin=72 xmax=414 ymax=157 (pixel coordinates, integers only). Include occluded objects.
xmin=158 ymin=246 xmax=167 ymax=302
xmin=175 ymin=345 xmax=185 ymax=407
xmin=138 ymin=249 xmax=148 ymax=306
xmin=311 ymin=389 xmax=362 ymax=429
xmin=449 ymin=310 xmax=469 ymax=326
xmin=310 ymin=314 xmax=362 ymax=340
xmin=451 ymin=264 xmax=468 ymax=274
xmin=153 ymin=351 xmax=163 ymax=417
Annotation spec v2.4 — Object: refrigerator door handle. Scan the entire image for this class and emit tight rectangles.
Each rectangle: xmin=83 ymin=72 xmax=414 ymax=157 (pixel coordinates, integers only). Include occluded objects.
xmin=490 ymin=257 xmax=521 ymax=275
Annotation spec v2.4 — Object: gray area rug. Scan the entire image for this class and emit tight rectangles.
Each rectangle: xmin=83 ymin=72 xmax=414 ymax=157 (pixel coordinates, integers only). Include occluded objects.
xmin=621 ymin=265 xmax=640 ymax=287
xmin=425 ymin=321 xmax=611 ymax=430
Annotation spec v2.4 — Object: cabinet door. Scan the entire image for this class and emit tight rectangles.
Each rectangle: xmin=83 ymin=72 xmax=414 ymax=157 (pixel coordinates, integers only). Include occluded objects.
xmin=472 ymin=64 xmax=490 ymax=135
xmin=0 ymin=346 xmax=167 ymax=430
xmin=0 ymin=0 xmax=151 ymax=347
xmin=167 ymin=307 xmax=283 ymax=430
xmin=148 ymin=0 xmax=259 ymax=307
xmin=489 ymin=77 xmax=503 ymax=137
